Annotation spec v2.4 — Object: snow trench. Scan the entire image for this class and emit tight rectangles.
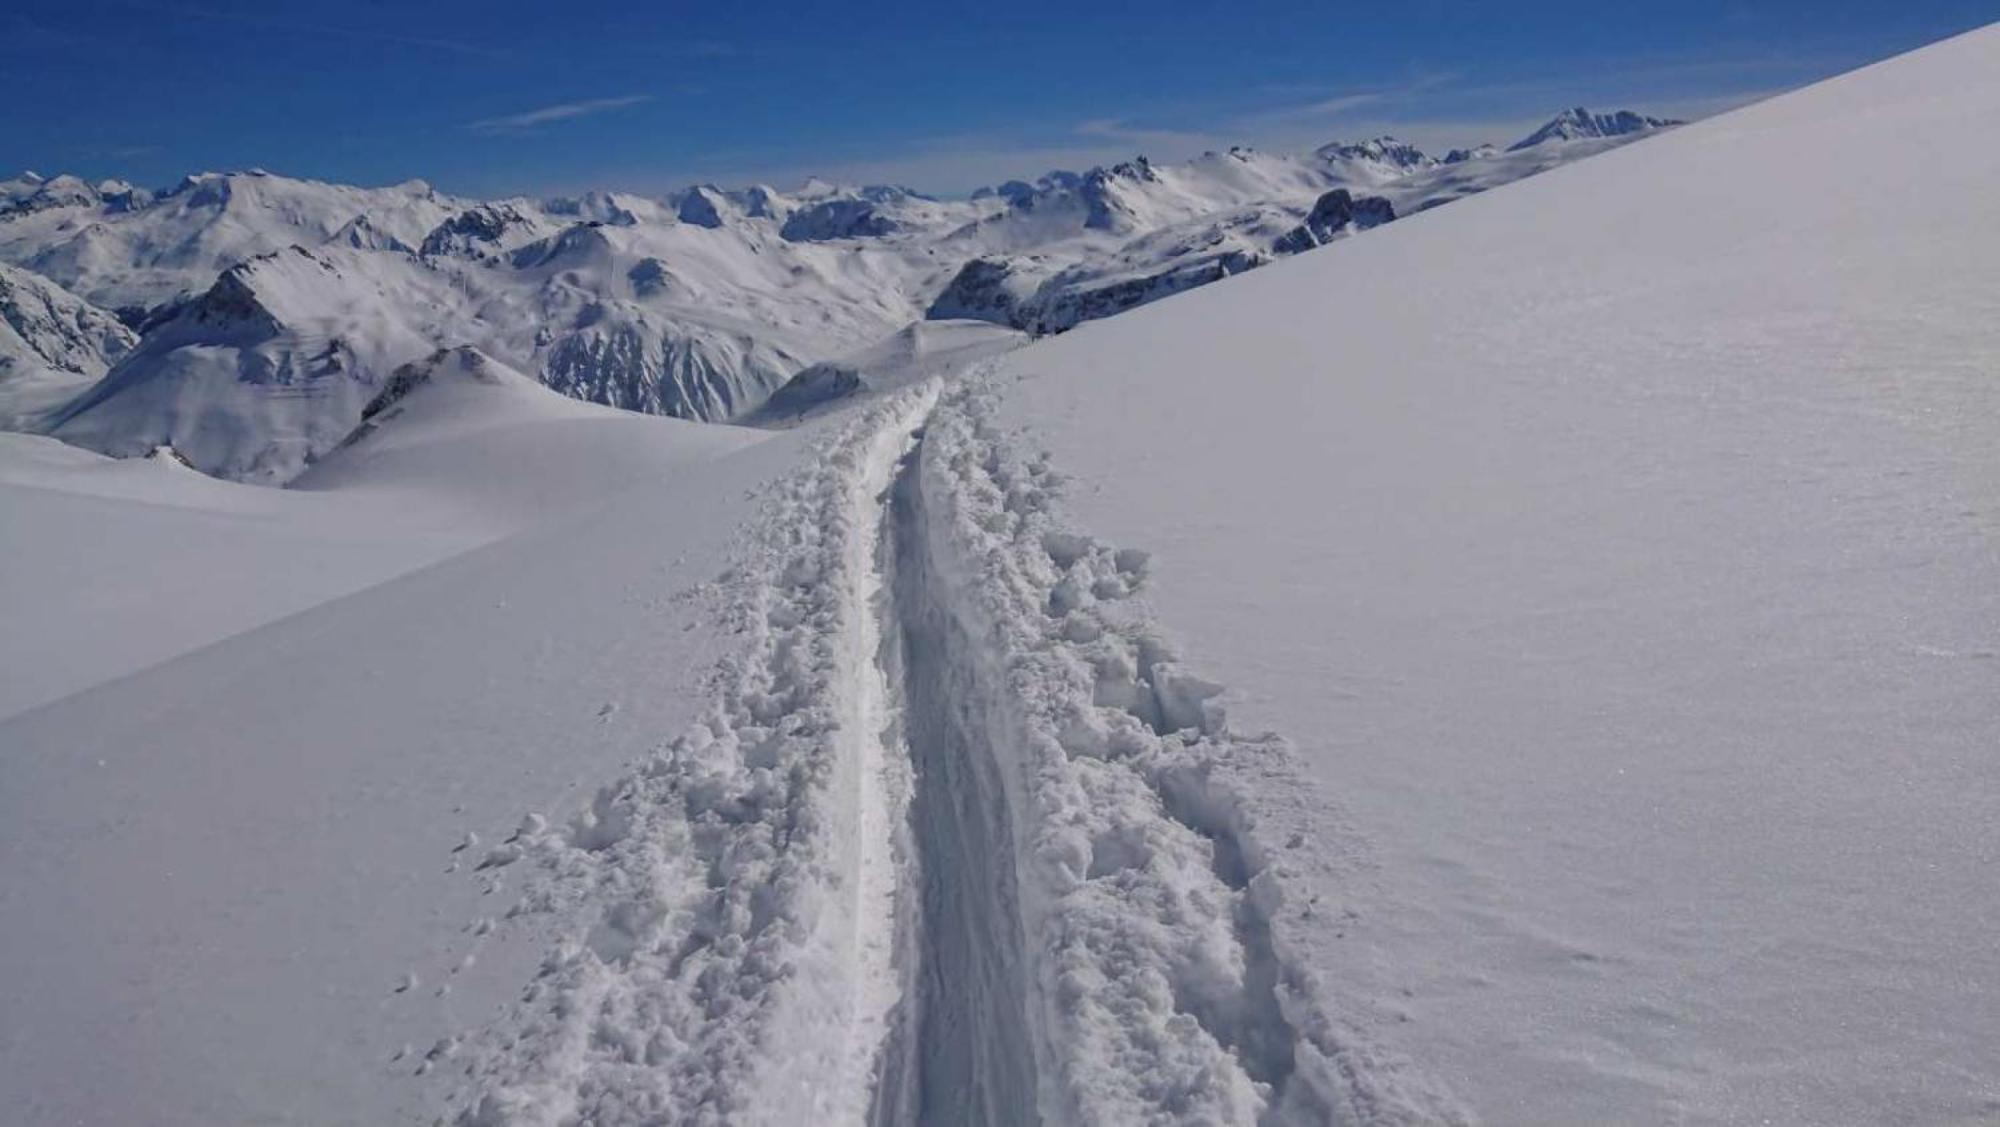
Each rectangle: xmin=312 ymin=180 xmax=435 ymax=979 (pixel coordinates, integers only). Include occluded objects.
xmin=444 ymin=377 xmax=1460 ymax=1125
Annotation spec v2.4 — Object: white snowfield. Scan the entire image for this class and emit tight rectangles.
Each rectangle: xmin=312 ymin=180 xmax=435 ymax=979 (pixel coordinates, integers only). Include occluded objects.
xmin=973 ymin=23 xmax=2000 ymax=1126
xmin=0 ymin=22 xmax=1996 ymax=1127
xmin=0 ymin=347 xmax=761 ymax=718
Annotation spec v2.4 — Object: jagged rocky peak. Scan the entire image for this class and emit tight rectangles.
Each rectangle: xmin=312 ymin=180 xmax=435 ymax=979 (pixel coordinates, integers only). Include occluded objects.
xmin=327 ymin=213 xmax=414 ymax=253
xmin=420 ymin=202 xmax=542 ymax=258
xmin=1099 ymin=156 xmax=1160 ymax=184
xmin=1316 ymin=135 xmax=1431 ymax=164
xmin=1077 ymin=158 xmax=1164 ymax=231
xmin=928 ymin=258 xmax=1028 ymax=324
xmin=0 ymin=261 xmax=139 ymax=378
xmin=781 ymin=196 xmax=898 ymax=241
xmin=1509 ymin=107 xmax=1682 ymax=151
xmin=1273 ymin=189 xmax=1396 ymax=255
xmin=181 ymin=246 xmax=340 ymax=335
xmin=1312 ymin=136 xmax=1438 ymax=177
xmin=733 ymin=184 xmax=788 ymax=219
xmin=358 ymin=345 xmax=509 ymax=422
xmin=672 ymin=185 xmax=732 ymax=228
xmin=1443 ymin=144 xmax=1499 ymax=164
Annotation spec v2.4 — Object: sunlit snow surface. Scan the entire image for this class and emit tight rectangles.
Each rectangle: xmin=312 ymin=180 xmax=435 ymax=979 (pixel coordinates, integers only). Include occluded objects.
xmin=978 ymin=25 xmax=2000 ymax=1124
xmin=1 ymin=24 xmax=1997 ymax=1127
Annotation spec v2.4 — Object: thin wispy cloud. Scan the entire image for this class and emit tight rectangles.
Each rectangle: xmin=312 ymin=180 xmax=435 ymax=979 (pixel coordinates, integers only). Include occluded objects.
xmin=1071 ymin=118 xmax=1214 ymax=152
xmin=470 ymin=95 xmax=654 ymax=135
xmin=1262 ymin=91 xmax=1388 ymax=121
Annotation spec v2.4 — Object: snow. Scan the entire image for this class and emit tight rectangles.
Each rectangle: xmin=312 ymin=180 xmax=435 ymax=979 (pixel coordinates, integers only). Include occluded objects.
xmin=0 ymin=424 xmax=800 ymax=1126
xmin=0 ymin=352 xmax=760 ymax=719
xmin=0 ymin=261 xmax=136 ymax=427
xmin=3 ymin=107 xmax=1666 ymax=484
xmin=970 ymin=24 xmax=2000 ymax=1124
xmin=2 ymin=24 xmax=1995 ymax=1127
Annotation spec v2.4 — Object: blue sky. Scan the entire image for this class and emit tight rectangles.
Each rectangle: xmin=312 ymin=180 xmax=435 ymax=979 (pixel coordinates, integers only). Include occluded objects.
xmin=3 ymin=1 xmax=1992 ymax=197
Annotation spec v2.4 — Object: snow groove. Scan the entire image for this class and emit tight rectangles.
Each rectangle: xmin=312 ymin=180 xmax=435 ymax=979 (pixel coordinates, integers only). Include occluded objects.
xmin=874 ymin=429 xmax=1040 ymax=1126
xmin=902 ymin=378 xmax=1463 ymax=1125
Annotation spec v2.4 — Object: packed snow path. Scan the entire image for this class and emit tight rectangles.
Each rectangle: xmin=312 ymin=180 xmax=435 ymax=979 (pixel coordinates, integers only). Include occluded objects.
xmin=443 ymin=380 xmax=1458 ymax=1125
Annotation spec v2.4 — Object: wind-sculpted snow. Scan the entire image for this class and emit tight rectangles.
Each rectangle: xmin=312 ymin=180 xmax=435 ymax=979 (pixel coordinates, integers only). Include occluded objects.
xmin=443 ymin=378 xmax=1459 ymax=1124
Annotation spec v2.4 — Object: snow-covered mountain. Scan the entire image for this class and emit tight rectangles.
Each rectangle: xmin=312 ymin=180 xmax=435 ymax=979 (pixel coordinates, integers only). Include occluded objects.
xmin=1 ymin=106 xmax=1679 ymax=481
xmin=0 ymin=262 xmax=138 ymax=428
xmin=0 ymin=170 xmax=462 ymax=315
xmin=1508 ymin=106 xmax=1682 ymax=150
xmin=4 ymin=25 xmax=1997 ymax=1127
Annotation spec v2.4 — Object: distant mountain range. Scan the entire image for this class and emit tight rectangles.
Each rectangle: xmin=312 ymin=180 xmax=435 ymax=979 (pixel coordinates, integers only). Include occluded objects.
xmin=0 ymin=107 xmax=1680 ymax=482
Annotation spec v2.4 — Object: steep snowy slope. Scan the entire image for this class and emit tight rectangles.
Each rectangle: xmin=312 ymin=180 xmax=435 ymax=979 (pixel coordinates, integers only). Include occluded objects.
xmin=46 ymin=245 xmax=473 ymax=482
xmin=0 ymin=261 xmax=136 ymax=427
xmin=971 ymin=24 xmax=2000 ymax=1125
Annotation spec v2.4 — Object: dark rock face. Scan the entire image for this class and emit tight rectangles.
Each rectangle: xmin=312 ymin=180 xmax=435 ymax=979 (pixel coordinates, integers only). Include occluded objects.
xmin=780 ymin=198 xmax=898 ymax=242
xmin=627 ymin=257 xmax=672 ymax=297
xmin=419 ymin=204 xmax=535 ymax=258
xmin=1271 ymin=190 xmax=1396 ymax=255
xmin=996 ymin=181 xmax=1038 ymax=209
xmin=1022 ymin=249 xmax=1266 ymax=335
xmin=926 ymin=258 xmax=1025 ymax=325
xmin=675 ymin=188 xmax=726 ymax=228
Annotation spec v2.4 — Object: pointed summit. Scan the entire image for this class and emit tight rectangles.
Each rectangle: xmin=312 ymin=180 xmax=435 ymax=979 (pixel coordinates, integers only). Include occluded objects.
xmin=1509 ymin=107 xmax=1681 ymax=151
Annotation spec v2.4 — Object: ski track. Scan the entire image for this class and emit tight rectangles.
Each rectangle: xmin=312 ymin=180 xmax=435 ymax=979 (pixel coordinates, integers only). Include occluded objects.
xmin=442 ymin=374 xmax=1462 ymax=1125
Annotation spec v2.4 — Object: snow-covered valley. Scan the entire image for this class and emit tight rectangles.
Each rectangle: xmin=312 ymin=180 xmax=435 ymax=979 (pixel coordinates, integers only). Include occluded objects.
xmin=4 ymin=20 xmax=2000 ymax=1127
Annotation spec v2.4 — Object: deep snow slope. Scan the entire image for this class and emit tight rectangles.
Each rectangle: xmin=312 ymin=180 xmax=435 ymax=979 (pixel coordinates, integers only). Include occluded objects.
xmin=974 ymin=24 xmax=2000 ymax=1125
